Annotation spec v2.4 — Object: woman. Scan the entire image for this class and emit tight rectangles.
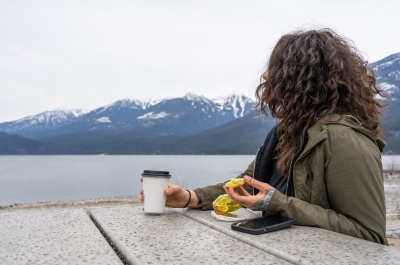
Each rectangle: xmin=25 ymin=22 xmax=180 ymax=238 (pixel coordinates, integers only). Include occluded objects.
xmin=140 ymin=29 xmax=388 ymax=245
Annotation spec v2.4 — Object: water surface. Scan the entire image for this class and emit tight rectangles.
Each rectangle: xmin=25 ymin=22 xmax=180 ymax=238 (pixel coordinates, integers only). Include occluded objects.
xmin=0 ymin=155 xmax=254 ymax=206
xmin=1 ymin=155 xmax=398 ymax=207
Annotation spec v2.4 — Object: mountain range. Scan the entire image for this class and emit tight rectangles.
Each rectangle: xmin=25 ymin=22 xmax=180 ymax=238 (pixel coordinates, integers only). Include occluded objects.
xmin=0 ymin=93 xmax=266 ymax=154
xmin=0 ymin=93 xmax=254 ymax=139
xmin=1 ymin=52 xmax=400 ymax=155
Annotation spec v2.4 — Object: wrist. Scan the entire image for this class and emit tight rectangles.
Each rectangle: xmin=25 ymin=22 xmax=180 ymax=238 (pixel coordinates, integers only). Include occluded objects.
xmin=186 ymin=190 xmax=202 ymax=209
xmin=254 ymin=189 xmax=275 ymax=212
xmin=182 ymin=190 xmax=191 ymax=208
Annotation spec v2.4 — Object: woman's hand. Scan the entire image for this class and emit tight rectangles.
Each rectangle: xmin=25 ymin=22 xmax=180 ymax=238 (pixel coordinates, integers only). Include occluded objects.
xmin=223 ymin=175 xmax=275 ymax=211
xmin=140 ymin=178 xmax=200 ymax=209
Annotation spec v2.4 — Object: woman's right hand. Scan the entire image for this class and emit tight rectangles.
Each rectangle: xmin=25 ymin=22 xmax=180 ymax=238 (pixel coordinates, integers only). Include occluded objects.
xmin=140 ymin=178 xmax=191 ymax=208
xmin=164 ymin=184 xmax=191 ymax=208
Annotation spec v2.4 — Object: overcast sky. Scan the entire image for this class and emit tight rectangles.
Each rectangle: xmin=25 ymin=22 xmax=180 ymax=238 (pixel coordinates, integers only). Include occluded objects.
xmin=1 ymin=0 xmax=399 ymax=122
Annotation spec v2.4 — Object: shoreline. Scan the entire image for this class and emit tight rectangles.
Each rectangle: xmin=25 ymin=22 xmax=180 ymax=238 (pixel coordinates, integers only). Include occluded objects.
xmin=0 ymin=196 xmax=141 ymax=211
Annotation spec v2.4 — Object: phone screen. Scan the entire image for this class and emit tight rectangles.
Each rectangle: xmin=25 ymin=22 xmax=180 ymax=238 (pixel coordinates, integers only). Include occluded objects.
xmin=241 ymin=215 xmax=293 ymax=229
xmin=231 ymin=214 xmax=296 ymax=234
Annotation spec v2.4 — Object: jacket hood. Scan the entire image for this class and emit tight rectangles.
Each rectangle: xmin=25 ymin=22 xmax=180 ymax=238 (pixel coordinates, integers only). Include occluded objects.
xmin=322 ymin=115 xmax=386 ymax=152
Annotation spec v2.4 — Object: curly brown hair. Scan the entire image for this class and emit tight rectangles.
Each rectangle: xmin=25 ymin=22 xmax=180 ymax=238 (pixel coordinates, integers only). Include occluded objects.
xmin=255 ymin=29 xmax=387 ymax=177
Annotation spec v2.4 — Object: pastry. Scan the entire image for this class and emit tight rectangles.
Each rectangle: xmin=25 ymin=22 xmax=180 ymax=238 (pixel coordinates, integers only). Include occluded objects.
xmin=224 ymin=178 xmax=245 ymax=188
xmin=212 ymin=194 xmax=241 ymax=217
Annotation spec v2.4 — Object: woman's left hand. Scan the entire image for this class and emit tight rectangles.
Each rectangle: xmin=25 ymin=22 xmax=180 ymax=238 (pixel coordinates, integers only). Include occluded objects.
xmin=223 ymin=175 xmax=276 ymax=211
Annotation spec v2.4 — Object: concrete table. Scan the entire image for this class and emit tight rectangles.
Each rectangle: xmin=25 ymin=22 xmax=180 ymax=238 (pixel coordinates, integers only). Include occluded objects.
xmin=89 ymin=206 xmax=289 ymax=265
xmin=184 ymin=208 xmax=400 ymax=264
xmin=89 ymin=204 xmax=400 ymax=265
xmin=0 ymin=208 xmax=121 ymax=265
xmin=2 ymin=203 xmax=400 ymax=265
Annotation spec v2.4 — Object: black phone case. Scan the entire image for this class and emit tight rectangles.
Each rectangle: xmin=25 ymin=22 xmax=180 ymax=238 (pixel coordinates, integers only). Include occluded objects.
xmin=231 ymin=215 xmax=296 ymax=235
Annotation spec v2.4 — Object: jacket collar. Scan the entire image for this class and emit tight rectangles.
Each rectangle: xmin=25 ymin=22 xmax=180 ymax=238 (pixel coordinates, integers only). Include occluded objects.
xmin=299 ymin=122 xmax=328 ymax=158
xmin=298 ymin=114 xmax=386 ymax=158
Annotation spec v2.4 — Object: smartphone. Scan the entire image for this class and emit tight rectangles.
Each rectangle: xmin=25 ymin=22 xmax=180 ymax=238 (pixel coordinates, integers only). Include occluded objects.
xmin=231 ymin=214 xmax=296 ymax=235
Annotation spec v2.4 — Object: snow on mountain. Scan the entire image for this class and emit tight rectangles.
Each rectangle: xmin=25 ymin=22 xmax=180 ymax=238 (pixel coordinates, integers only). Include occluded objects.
xmin=96 ymin=98 xmax=145 ymax=114
xmin=96 ymin=117 xmax=112 ymax=123
xmin=183 ymin=93 xmax=212 ymax=103
xmin=182 ymin=93 xmax=218 ymax=114
xmin=69 ymin=109 xmax=89 ymax=117
xmin=372 ymin=53 xmax=400 ymax=74
xmin=371 ymin=53 xmax=400 ymax=97
xmin=125 ymin=97 xmax=169 ymax=109
xmin=137 ymin=112 xmax=170 ymax=120
xmin=95 ymin=97 xmax=168 ymax=115
xmin=16 ymin=109 xmax=88 ymax=124
xmin=212 ymin=94 xmax=254 ymax=118
xmin=379 ymin=82 xmax=396 ymax=94
xmin=0 ymin=109 xmax=89 ymax=134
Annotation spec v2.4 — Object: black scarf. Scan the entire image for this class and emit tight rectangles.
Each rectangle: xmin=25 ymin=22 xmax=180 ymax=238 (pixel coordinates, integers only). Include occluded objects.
xmin=253 ymin=126 xmax=306 ymax=197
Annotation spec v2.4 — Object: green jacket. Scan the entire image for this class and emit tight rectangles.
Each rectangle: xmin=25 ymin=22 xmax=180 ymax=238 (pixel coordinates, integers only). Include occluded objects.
xmin=194 ymin=115 xmax=388 ymax=245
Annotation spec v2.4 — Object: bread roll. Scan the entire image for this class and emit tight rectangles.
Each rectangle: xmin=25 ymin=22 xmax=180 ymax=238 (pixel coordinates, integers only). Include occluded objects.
xmin=212 ymin=194 xmax=241 ymax=217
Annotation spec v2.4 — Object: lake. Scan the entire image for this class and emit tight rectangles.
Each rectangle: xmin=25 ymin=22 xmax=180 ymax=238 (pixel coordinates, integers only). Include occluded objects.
xmin=0 ymin=155 xmax=255 ymax=206
xmin=1 ymin=155 xmax=399 ymax=207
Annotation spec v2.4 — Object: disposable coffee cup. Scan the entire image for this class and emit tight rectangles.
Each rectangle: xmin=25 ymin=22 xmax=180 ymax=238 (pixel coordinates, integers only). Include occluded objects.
xmin=142 ymin=170 xmax=171 ymax=215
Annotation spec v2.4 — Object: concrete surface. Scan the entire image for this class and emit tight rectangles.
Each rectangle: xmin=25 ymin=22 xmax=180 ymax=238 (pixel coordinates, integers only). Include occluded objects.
xmin=184 ymin=208 xmax=400 ymax=265
xmin=1 ymin=202 xmax=400 ymax=265
xmin=89 ymin=206 xmax=290 ymax=265
xmin=0 ymin=208 xmax=121 ymax=265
